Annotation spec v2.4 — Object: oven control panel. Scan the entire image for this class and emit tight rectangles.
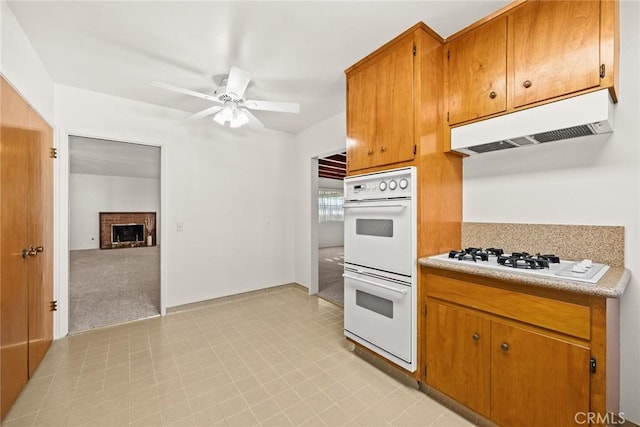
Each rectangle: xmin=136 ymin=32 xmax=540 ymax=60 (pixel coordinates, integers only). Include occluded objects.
xmin=344 ymin=166 xmax=415 ymax=201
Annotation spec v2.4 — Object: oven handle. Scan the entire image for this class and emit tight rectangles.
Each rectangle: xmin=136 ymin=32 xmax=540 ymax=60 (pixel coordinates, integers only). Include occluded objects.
xmin=343 ymin=273 xmax=409 ymax=294
xmin=343 ymin=203 xmax=407 ymax=209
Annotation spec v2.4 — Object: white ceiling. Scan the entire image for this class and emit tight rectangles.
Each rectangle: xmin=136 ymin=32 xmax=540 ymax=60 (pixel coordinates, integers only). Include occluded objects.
xmin=8 ymin=1 xmax=510 ymax=134
xmin=69 ymin=136 xmax=161 ymax=179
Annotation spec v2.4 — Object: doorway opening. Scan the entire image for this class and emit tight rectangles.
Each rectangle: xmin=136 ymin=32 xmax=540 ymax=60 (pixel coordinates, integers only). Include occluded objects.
xmin=316 ymin=152 xmax=346 ymax=306
xmin=68 ymin=136 xmax=161 ymax=333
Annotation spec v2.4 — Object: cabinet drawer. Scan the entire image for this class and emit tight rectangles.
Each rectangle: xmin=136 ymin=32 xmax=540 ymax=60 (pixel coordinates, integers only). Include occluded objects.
xmin=426 ymin=274 xmax=590 ymax=339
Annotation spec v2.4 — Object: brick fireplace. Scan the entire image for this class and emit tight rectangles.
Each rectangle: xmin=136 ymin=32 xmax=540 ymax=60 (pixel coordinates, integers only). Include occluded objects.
xmin=99 ymin=212 xmax=156 ymax=249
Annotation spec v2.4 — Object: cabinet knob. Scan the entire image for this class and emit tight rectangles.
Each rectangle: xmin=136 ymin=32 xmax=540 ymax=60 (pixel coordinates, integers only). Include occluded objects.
xmin=367 ymin=149 xmax=373 ymax=155
xmin=380 ymin=146 xmax=386 ymax=153
xmin=500 ymin=342 xmax=510 ymax=352
xmin=472 ymin=333 xmax=480 ymax=341
xmin=522 ymin=80 xmax=532 ymax=89
xmin=489 ymin=91 xmax=497 ymax=99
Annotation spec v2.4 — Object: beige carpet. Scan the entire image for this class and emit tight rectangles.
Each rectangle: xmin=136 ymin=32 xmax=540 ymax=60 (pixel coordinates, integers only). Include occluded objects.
xmin=317 ymin=246 xmax=344 ymax=306
xmin=69 ymin=246 xmax=160 ymax=333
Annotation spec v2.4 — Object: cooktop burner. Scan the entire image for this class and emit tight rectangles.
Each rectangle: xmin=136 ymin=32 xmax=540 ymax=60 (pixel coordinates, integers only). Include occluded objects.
xmin=436 ymin=247 xmax=609 ymax=284
xmin=496 ymin=252 xmax=561 ymax=269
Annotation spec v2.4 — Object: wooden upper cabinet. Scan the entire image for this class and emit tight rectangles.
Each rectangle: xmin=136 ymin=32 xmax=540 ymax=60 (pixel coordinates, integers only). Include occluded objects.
xmin=444 ymin=0 xmax=617 ymax=129
xmin=447 ymin=17 xmax=507 ymax=125
xmin=346 ymin=34 xmax=415 ymax=172
xmin=373 ymin=37 xmax=415 ymax=167
xmin=346 ymin=63 xmax=377 ymax=171
xmin=512 ymin=0 xmax=602 ymax=108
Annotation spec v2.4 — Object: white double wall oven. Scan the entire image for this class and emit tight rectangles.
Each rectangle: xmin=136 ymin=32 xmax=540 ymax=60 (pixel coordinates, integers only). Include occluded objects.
xmin=343 ymin=167 xmax=417 ymax=372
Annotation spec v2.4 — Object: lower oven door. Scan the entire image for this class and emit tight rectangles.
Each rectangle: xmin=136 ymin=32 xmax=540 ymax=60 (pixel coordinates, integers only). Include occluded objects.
xmin=343 ymin=270 xmax=412 ymax=364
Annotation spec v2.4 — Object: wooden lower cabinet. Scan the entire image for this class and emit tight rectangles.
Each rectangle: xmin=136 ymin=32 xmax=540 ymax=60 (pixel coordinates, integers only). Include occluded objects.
xmin=426 ymin=302 xmax=490 ymax=417
xmin=490 ymin=321 xmax=590 ymax=427
xmin=427 ymin=301 xmax=588 ymax=425
xmin=422 ymin=269 xmax=619 ymax=427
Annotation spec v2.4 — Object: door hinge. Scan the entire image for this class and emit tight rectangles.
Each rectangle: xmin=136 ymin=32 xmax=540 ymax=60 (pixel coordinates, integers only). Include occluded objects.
xmin=422 ymin=365 xmax=427 ymax=377
xmin=590 ymin=357 xmax=597 ymax=374
xmin=447 ymin=50 xmax=450 ymax=60
xmin=423 ymin=304 xmax=427 ymax=315
xmin=413 ymin=145 xmax=417 ymax=155
xmin=413 ymin=44 xmax=416 ymax=56
xmin=447 ymin=111 xmax=450 ymax=122
xmin=50 ymin=300 xmax=58 ymax=312
xmin=600 ymin=64 xmax=606 ymax=79
xmin=50 ymin=147 xmax=58 ymax=159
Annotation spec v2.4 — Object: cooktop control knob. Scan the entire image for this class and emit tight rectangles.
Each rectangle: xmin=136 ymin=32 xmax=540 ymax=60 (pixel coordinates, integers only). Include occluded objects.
xmin=399 ymin=178 xmax=408 ymax=189
xmin=379 ymin=181 xmax=387 ymax=191
xmin=389 ymin=180 xmax=397 ymax=190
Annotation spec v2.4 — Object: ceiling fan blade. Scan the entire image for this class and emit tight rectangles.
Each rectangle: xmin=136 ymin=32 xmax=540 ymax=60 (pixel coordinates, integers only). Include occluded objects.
xmin=243 ymin=99 xmax=300 ymax=114
xmin=151 ymin=81 xmax=221 ymax=103
xmin=242 ymin=109 xmax=265 ymax=129
xmin=186 ymin=105 xmax=225 ymax=120
xmin=226 ymin=66 xmax=252 ymax=98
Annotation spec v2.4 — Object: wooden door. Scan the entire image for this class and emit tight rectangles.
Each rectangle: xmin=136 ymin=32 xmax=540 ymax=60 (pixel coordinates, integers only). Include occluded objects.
xmin=0 ymin=78 xmax=54 ymax=420
xmin=512 ymin=0 xmax=601 ymax=108
xmin=447 ymin=17 xmax=507 ymax=125
xmin=373 ymin=36 xmax=414 ymax=166
xmin=346 ymin=63 xmax=376 ymax=172
xmin=490 ymin=321 xmax=590 ymax=427
xmin=27 ymin=109 xmax=54 ymax=376
xmin=1 ymin=87 xmax=31 ymax=420
xmin=426 ymin=301 xmax=491 ymax=417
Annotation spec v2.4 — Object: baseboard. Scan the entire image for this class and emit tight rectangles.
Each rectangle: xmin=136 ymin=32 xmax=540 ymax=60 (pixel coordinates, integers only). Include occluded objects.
xmin=350 ymin=341 xmax=420 ymax=391
xmin=419 ymin=384 xmax=638 ymax=427
xmin=420 ymin=383 xmax=496 ymax=427
xmin=621 ymin=417 xmax=640 ymax=427
xmin=166 ymin=282 xmax=308 ymax=314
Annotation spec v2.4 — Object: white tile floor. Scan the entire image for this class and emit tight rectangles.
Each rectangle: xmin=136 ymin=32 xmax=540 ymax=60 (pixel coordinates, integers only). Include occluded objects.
xmin=2 ymin=286 xmax=473 ymax=426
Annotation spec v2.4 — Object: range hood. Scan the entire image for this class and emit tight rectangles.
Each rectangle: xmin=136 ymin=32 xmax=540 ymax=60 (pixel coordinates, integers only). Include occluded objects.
xmin=451 ymin=89 xmax=615 ymax=155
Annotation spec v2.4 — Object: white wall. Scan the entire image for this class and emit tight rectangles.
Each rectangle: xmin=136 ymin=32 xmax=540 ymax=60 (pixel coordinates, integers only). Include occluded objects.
xmin=69 ymin=174 xmax=160 ymax=250
xmin=318 ymin=177 xmax=344 ymax=248
xmin=0 ymin=0 xmax=54 ymax=124
xmin=294 ymin=112 xmax=346 ymax=291
xmin=0 ymin=0 xmax=63 ymax=335
xmin=462 ymin=1 xmax=640 ymax=421
xmin=56 ymin=85 xmax=296 ymax=310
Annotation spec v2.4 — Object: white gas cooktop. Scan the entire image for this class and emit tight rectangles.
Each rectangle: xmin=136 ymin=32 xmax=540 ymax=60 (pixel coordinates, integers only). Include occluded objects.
xmin=430 ymin=252 xmax=610 ymax=284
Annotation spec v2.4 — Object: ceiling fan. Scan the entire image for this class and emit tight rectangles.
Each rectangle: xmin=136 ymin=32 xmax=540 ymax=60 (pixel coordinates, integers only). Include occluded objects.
xmin=152 ymin=66 xmax=300 ymax=129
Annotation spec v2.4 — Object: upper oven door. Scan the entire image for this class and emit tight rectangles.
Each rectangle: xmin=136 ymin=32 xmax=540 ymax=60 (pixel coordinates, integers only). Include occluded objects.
xmin=343 ymin=199 xmax=413 ymax=276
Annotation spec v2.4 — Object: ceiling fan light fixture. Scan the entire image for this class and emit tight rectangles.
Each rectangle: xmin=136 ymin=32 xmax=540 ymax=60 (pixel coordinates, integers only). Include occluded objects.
xmin=213 ymin=111 xmax=226 ymax=125
xmin=152 ymin=65 xmax=299 ymax=130
xmin=230 ymin=110 xmax=249 ymax=128
xmin=213 ymin=104 xmax=250 ymax=128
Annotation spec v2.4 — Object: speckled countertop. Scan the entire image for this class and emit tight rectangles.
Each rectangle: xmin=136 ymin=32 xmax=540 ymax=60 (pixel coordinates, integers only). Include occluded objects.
xmin=419 ymin=256 xmax=630 ymax=298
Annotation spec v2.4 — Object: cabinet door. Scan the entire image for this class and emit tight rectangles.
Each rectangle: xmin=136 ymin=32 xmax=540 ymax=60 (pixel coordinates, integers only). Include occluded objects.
xmin=447 ymin=17 xmax=507 ymax=125
xmin=426 ymin=301 xmax=491 ymax=417
xmin=512 ymin=0 xmax=601 ymax=108
xmin=491 ymin=321 xmax=590 ymax=427
xmin=373 ymin=37 xmax=415 ymax=166
xmin=346 ymin=63 xmax=376 ymax=172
